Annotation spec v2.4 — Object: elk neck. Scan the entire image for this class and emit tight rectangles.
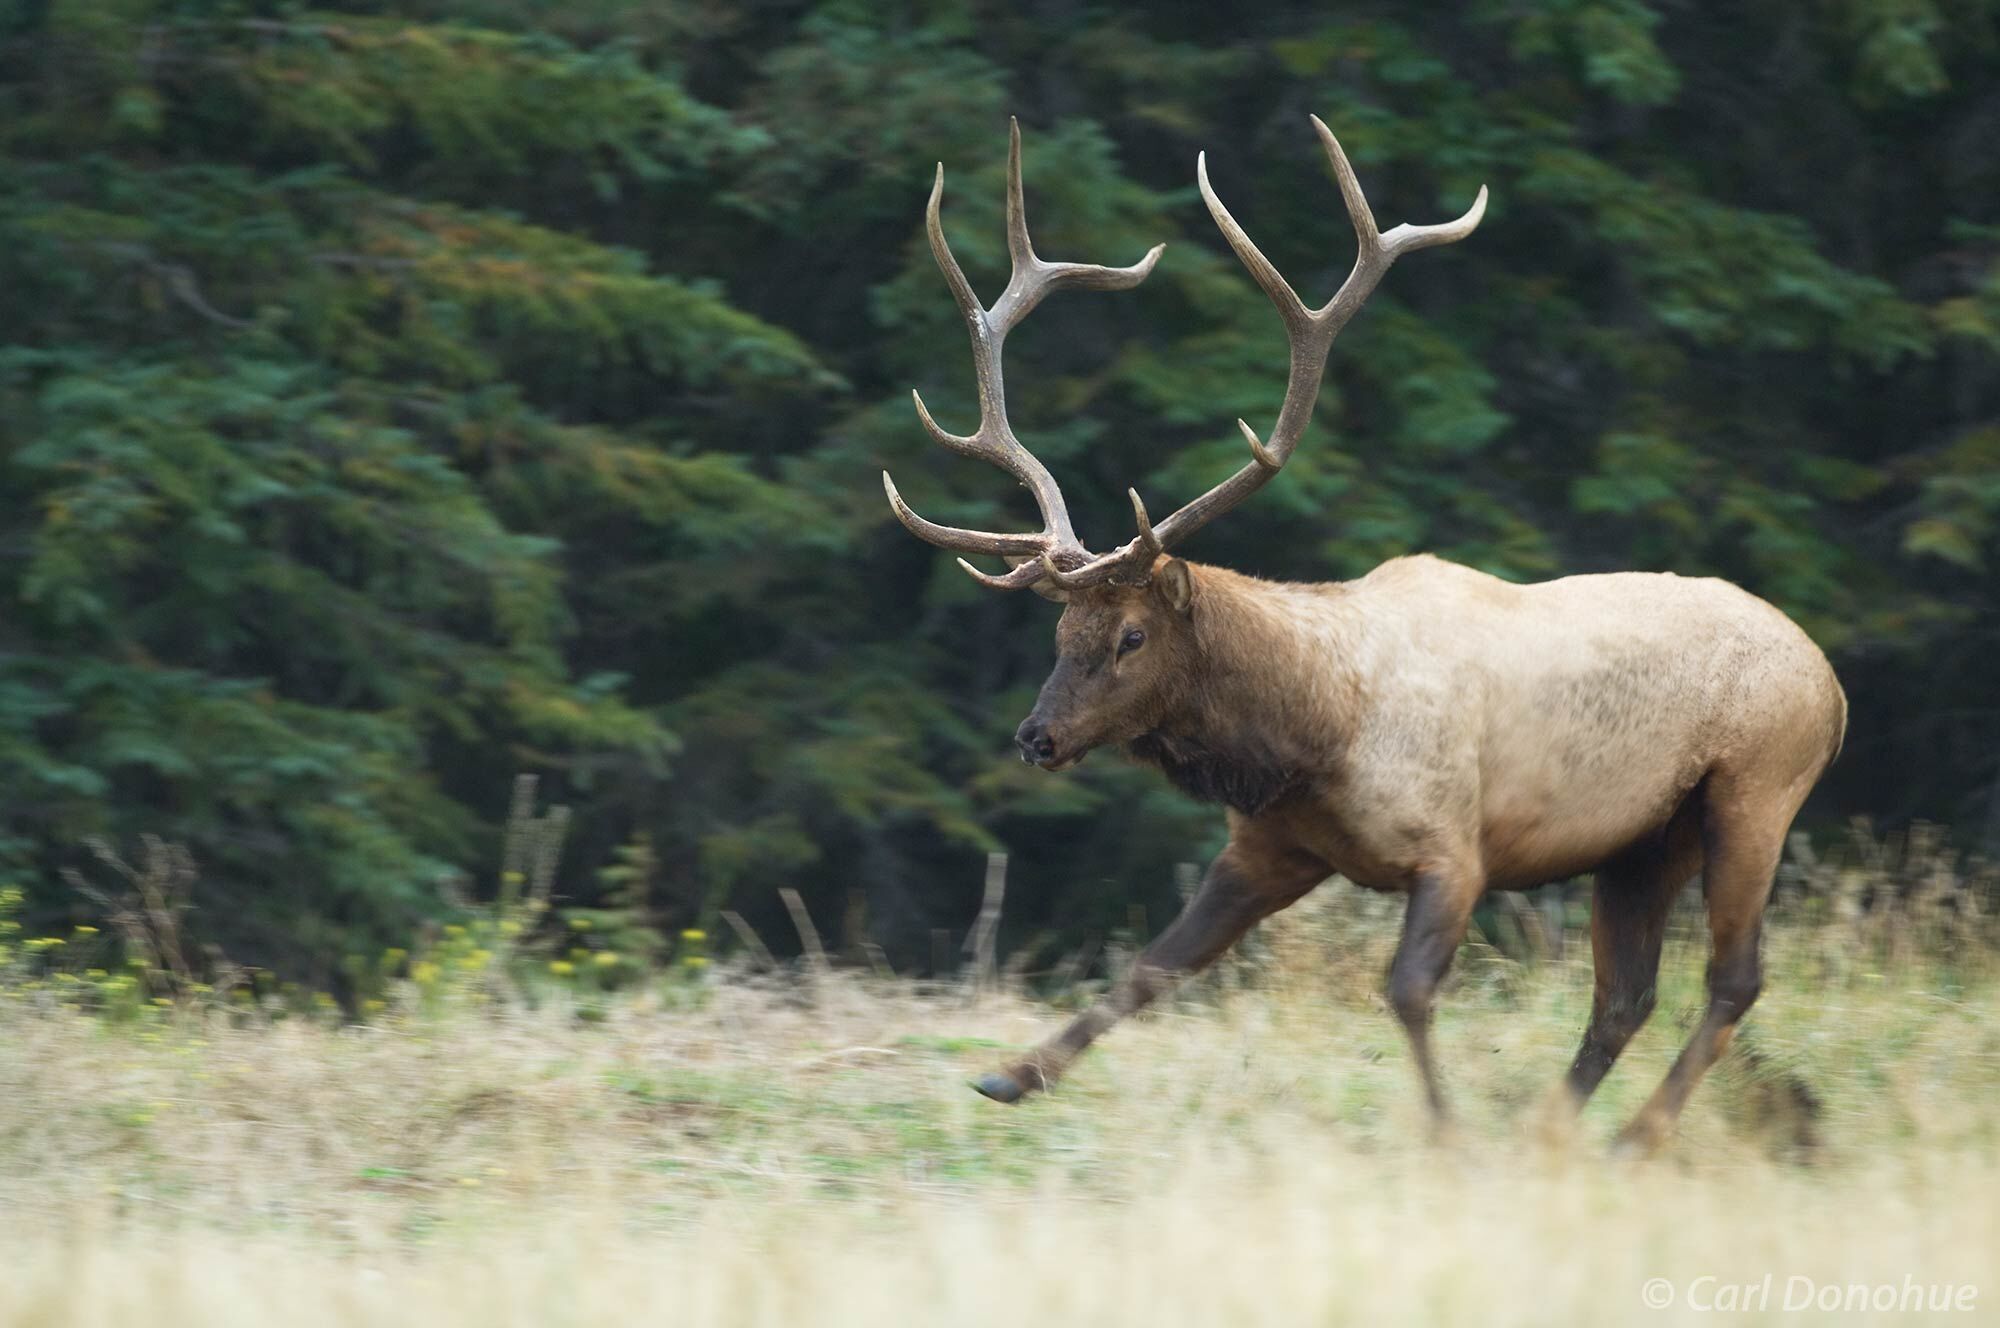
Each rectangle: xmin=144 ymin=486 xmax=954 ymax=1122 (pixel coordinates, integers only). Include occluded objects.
xmin=1123 ymin=562 xmax=1359 ymax=815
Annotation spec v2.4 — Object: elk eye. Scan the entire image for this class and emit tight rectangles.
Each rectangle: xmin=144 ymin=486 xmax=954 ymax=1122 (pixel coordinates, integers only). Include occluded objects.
xmin=1118 ymin=628 xmax=1146 ymax=656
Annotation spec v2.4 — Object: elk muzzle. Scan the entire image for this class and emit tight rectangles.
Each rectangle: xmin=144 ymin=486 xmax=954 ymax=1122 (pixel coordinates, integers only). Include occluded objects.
xmin=1014 ymin=712 xmax=1085 ymax=771
xmin=1014 ymin=715 xmax=1055 ymax=765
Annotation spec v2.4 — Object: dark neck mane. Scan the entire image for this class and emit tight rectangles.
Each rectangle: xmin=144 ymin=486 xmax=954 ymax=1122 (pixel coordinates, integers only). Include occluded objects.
xmin=1120 ymin=564 xmax=1352 ymax=816
xmin=1124 ymin=728 xmax=1305 ymax=815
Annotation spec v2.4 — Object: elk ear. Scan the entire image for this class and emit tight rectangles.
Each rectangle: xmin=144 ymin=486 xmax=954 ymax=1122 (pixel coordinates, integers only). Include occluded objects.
xmin=1030 ymin=578 xmax=1070 ymax=604
xmin=1154 ymin=558 xmax=1194 ymax=615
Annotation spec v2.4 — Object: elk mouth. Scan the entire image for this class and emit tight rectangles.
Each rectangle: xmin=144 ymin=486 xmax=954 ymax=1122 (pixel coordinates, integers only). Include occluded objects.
xmin=1023 ymin=744 xmax=1086 ymax=773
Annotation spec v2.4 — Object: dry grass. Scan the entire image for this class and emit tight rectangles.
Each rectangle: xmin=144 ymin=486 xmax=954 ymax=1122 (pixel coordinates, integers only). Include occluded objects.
xmin=1 ymin=879 xmax=1997 ymax=1326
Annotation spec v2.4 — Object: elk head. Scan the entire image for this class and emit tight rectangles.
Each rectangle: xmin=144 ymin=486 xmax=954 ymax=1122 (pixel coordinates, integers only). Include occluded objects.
xmin=882 ymin=117 xmax=1485 ymax=769
xmin=1014 ymin=557 xmax=1196 ymax=769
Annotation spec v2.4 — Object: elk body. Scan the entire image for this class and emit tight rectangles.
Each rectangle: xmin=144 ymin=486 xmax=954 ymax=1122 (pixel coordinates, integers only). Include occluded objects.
xmin=884 ymin=118 xmax=1847 ymax=1152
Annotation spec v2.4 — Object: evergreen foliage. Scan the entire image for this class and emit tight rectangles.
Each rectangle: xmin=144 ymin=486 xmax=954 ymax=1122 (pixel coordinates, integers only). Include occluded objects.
xmin=2 ymin=1 xmax=1996 ymax=974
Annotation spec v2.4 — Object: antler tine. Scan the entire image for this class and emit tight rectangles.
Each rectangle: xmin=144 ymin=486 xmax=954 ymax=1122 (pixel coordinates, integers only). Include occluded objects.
xmin=884 ymin=120 xmax=1165 ymax=589
xmin=957 ymin=556 xmax=1052 ymax=591
xmin=1196 ymin=149 xmax=1312 ymax=338
xmin=882 ymin=472 xmax=1048 ymax=558
xmin=1127 ymin=487 xmax=1163 ymax=558
xmin=1004 ymin=117 xmax=1035 ymax=272
xmin=1310 ymin=115 xmax=1488 ymax=341
xmin=990 ymin=117 xmax=1164 ymax=332
xmin=1036 ymin=116 xmax=1486 ymax=592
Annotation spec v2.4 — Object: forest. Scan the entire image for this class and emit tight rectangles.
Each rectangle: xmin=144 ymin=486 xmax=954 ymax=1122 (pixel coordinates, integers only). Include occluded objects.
xmin=3 ymin=0 xmax=1998 ymax=983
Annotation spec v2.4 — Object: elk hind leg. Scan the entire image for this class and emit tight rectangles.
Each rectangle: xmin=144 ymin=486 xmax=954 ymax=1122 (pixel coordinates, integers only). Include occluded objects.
xmin=1611 ymin=778 xmax=1804 ymax=1156
xmin=1554 ymin=804 xmax=1702 ymax=1125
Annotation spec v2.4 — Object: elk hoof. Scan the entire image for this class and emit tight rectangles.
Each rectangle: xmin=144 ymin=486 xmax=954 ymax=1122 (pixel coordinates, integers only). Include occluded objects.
xmin=971 ymin=1071 xmax=1028 ymax=1104
xmin=1609 ymin=1122 xmax=1665 ymax=1161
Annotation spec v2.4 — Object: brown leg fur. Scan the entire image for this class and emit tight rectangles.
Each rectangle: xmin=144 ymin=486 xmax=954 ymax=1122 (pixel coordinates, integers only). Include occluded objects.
xmin=1557 ymin=802 xmax=1703 ymax=1118
xmin=974 ymin=839 xmax=1324 ymax=1103
xmin=1611 ymin=770 xmax=1813 ymax=1155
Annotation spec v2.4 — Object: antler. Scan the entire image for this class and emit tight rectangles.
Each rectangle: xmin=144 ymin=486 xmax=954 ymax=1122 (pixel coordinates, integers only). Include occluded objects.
xmin=885 ymin=115 xmax=1485 ymax=593
xmin=881 ymin=119 xmax=1165 ymax=591
xmin=1036 ymin=116 xmax=1487 ymax=591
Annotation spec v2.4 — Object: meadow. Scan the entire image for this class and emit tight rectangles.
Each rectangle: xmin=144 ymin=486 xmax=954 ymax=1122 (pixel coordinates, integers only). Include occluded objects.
xmin=1 ymin=829 xmax=1996 ymax=1327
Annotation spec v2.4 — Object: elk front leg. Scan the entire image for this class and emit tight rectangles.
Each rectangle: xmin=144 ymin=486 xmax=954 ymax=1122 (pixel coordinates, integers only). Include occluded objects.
xmin=973 ymin=842 xmax=1323 ymax=1103
xmin=1386 ymin=867 xmax=1482 ymax=1133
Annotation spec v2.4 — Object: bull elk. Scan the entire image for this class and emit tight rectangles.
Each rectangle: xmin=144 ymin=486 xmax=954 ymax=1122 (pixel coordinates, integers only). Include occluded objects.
xmin=883 ymin=117 xmax=1847 ymax=1152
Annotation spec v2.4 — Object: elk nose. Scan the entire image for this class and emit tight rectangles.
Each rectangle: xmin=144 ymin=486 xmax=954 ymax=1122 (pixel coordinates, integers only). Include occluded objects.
xmin=1014 ymin=717 xmax=1056 ymax=765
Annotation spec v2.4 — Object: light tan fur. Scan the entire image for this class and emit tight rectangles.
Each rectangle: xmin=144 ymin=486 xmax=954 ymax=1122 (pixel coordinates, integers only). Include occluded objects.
xmin=985 ymin=554 xmax=1845 ymax=1151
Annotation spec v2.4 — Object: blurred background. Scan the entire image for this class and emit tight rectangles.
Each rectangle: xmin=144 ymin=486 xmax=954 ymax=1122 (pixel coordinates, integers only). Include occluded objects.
xmin=2 ymin=0 xmax=1997 ymax=988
